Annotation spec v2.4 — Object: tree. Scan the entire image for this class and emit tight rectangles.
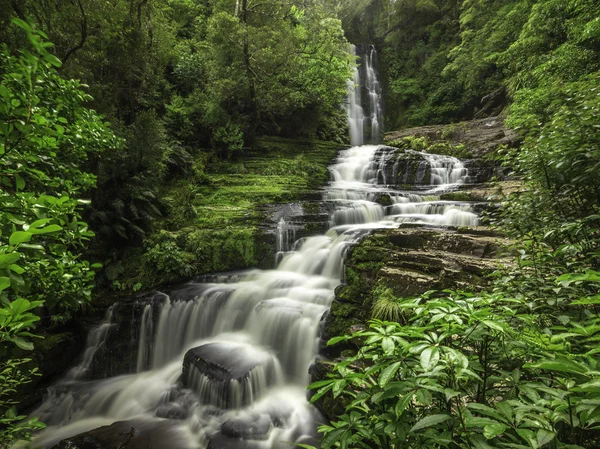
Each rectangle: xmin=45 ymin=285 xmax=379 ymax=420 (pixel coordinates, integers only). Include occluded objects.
xmin=0 ymin=18 xmax=118 ymax=446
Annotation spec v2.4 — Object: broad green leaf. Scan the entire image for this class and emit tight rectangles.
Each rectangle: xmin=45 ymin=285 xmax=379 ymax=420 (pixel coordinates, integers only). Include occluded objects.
xmin=15 ymin=174 xmax=25 ymax=190
xmin=524 ymin=357 xmax=588 ymax=375
xmin=470 ymin=435 xmax=497 ymax=449
xmin=332 ymin=379 xmax=346 ymax=398
xmin=484 ymin=423 xmax=509 ymax=439
xmin=6 ymin=336 xmax=34 ymax=351
xmin=378 ymin=361 xmax=401 ymax=387
xmin=382 ymin=337 xmax=395 ymax=355
xmin=420 ymin=346 xmax=440 ymax=371
xmin=321 ymin=428 xmax=346 ymax=448
xmin=0 ymin=253 xmax=20 ymax=268
xmin=537 ymin=429 xmax=555 ymax=447
xmin=410 ymin=414 xmax=452 ymax=432
xmin=30 ymin=224 xmax=62 ymax=235
xmin=8 ymin=264 xmax=25 ymax=274
xmin=327 ymin=335 xmax=350 ymax=346
xmin=395 ymin=392 xmax=415 ymax=418
xmin=516 ymin=429 xmax=538 ymax=448
xmin=308 ymin=379 xmax=334 ymax=389
xmin=466 ymin=417 xmax=502 ymax=428
xmin=0 ymin=277 xmax=10 ymax=292
xmin=482 ymin=319 xmax=505 ymax=333
xmin=9 ymin=231 xmax=33 ymax=246
xmin=309 ymin=384 xmax=333 ymax=404
xmin=28 ymin=219 xmax=51 ymax=229
xmin=11 ymin=18 xmax=33 ymax=33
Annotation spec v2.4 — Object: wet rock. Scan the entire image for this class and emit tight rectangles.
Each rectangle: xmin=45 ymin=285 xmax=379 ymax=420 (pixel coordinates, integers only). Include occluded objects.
xmin=182 ymin=343 xmax=279 ymax=408
xmin=315 ymin=226 xmax=513 ymax=420
xmin=221 ymin=413 xmax=273 ymax=440
xmin=207 ymin=434 xmax=262 ymax=449
xmin=384 ymin=116 xmax=520 ymax=159
xmin=156 ymin=403 xmax=187 ymax=420
xmin=50 ymin=419 xmax=193 ymax=449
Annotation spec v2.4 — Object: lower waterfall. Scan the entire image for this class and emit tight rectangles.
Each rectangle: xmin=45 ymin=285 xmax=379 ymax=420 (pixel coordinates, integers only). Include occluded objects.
xmin=27 ymin=145 xmax=478 ymax=449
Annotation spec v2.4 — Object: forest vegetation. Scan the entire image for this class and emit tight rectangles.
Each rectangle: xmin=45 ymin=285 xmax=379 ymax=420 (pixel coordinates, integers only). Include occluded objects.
xmin=0 ymin=0 xmax=600 ymax=448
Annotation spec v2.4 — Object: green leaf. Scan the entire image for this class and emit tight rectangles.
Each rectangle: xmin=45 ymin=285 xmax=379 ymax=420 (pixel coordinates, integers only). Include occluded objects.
xmin=395 ymin=392 xmax=415 ymax=418
xmin=537 ymin=429 xmax=555 ymax=447
xmin=409 ymin=414 xmax=452 ymax=432
xmin=382 ymin=337 xmax=395 ymax=355
xmin=420 ymin=346 xmax=440 ymax=371
xmin=516 ymin=429 xmax=538 ymax=448
xmin=466 ymin=417 xmax=502 ymax=428
xmin=308 ymin=379 xmax=334 ymax=389
xmin=321 ymin=428 xmax=346 ymax=448
xmin=43 ymin=53 xmax=62 ymax=68
xmin=327 ymin=335 xmax=350 ymax=346
xmin=8 ymin=264 xmax=25 ymax=274
xmin=6 ymin=336 xmax=34 ymax=351
xmin=9 ymin=231 xmax=33 ymax=246
xmin=524 ymin=357 xmax=588 ymax=375
xmin=332 ymin=379 xmax=346 ymax=398
xmin=28 ymin=219 xmax=51 ymax=229
xmin=309 ymin=384 xmax=333 ymax=404
xmin=15 ymin=174 xmax=25 ymax=190
xmin=482 ymin=319 xmax=505 ymax=333
xmin=0 ymin=253 xmax=20 ymax=268
xmin=0 ymin=277 xmax=10 ymax=292
xmin=11 ymin=18 xmax=33 ymax=33
xmin=378 ymin=361 xmax=401 ymax=387
xmin=30 ymin=224 xmax=62 ymax=235
xmin=484 ymin=423 xmax=509 ymax=439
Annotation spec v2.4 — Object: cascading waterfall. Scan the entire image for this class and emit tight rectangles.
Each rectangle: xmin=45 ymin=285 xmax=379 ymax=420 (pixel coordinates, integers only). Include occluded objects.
xmin=347 ymin=44 xmax=384 ymax=146
xmin=26 ymin=44 xmax=478 ymax=449
xmin=365 ymin=46 xmax=383 ymax=142
xmin=347 ymin=45 xmax=364 ymax=147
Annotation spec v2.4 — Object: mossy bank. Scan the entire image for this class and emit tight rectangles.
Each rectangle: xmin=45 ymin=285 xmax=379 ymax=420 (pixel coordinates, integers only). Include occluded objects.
xmin=105 ymin=137 xmax=342 ymax=292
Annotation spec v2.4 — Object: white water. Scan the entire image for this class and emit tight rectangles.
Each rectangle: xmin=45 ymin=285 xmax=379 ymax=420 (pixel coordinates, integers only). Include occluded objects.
xmin=347 ymin=44 xmax=384 ymax=146
xmin=26 ymin=47 xmax=479 ymax=449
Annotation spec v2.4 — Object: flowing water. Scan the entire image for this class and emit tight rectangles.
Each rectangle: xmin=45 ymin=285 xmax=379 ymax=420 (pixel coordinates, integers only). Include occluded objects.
xmin=27 ymin=45 xmax=478 ymax=449
xmin=347 ymin=44 xmax=383 ymax=146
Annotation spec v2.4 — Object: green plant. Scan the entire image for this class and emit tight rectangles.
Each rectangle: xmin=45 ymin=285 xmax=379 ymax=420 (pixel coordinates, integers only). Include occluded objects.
xmin=142 ymin=232 xmax=194 ymax=284
xmin=310 ymin=270 xmax=600 ymax=449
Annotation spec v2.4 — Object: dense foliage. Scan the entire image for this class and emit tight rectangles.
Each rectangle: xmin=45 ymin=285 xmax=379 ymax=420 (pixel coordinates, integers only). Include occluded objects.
xmin=311 ymin=271 xmax=600 ymax=448
xmin=0 ymin=0 xmax=352 ymax=285
xmin=308 ymin=2 xmax=600 ymax=449
xmin=1 ymin=0 xmax=600 ymax=447
xmin=0 ymin=19 xmax=118 ymax=447
xmin=343 ymin=0 xmax=599 ymax=130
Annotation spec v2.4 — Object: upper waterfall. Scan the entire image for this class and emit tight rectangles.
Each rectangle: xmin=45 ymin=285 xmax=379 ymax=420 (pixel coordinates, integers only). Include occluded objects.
xmin=347 ymin=44 xmax=384 ymax=146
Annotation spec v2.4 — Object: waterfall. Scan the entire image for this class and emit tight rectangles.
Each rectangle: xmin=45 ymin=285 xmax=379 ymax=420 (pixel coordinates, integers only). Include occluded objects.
xmin=347 ymin=44 xmax=384 ymax=146
xmin=347 ymin=45 xmax=364 ymax=147
xmin=28 ymin=44 xmax=478 ymax=449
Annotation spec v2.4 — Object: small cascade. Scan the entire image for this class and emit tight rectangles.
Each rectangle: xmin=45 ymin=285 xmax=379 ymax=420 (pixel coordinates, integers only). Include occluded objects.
xmin=65 ymin=305 xmax=116 ymax=380
xmin=275 ymin=217 xmax=296 ymax=264
xmin=182 ymin=343 xmax=283 ymax=409
xmin=422 ymin=153 xmax=468 ymax=186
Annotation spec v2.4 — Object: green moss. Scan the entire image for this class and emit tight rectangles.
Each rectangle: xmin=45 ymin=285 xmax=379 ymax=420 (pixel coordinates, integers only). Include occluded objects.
xmin=301 ymin=201 xmax=322 ymax=214
xmin=377 ymin=194 xmax=393 ymax=206
xmin=440 ymin=192 xmax=475 ymax=202
xmin=118 ymin=137 xmax=340 ymax=288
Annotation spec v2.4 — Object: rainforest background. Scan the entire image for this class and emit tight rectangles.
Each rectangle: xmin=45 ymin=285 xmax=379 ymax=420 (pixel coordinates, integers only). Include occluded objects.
xmin=1 ymin=0 xmax=600 ymax=447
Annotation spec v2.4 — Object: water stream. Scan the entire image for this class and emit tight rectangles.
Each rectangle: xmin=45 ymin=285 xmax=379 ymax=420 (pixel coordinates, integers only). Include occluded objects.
xmin=27 ymin=45 xmax=478 ymax=449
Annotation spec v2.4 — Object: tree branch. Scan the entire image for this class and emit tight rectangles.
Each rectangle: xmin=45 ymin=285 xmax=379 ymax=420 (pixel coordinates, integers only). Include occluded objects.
xmin=62 ymin=0 xmax=87 ymax=65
